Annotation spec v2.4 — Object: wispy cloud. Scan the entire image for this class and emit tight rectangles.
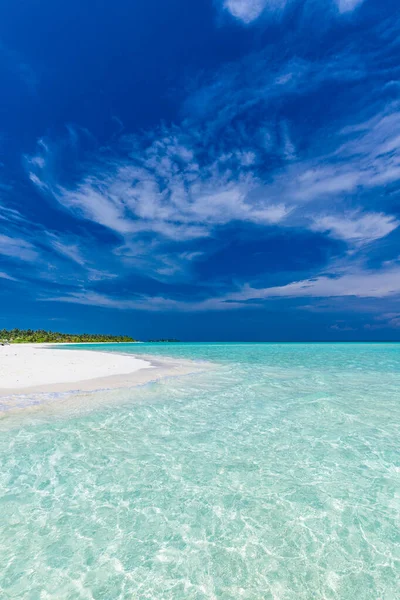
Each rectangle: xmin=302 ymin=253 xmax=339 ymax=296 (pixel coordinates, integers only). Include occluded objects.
xmin=265 ymin=103 xmax=400 ymax=209
xmin=0 ymin=271 xmax=18 ymax=282
xmin=16 ymin=5 xmax=400 ymax=325
xmin=0 ymin=203 xmax=27 ymax=224
xmin=225 ymin=266 xmax=400 ymax=301
xmin=383 ymin=314 xmax=400 ymax=328
xmin=310 ymin=212 xmax=398 ymax=245
xmin=0 ymin=234 xmax=38 ymax=262
xmin=26 ymin=15 xmax=400 ymax=252
xmin=42 ymin=290 xmax=246 ymax=312
xmin=42 ymin=261 xmax=400 ymax=313
xmin=48 ymin=234 xmax=87 ymax=266
xmin=28 ymin=132 xmax=289 ymax=240
xmin=28 ymin=102 xmax=400 ymax=251
xmin=0 ymin=210 xmax=119 ymax=287
xmin=337 ymin=0 xmax=365 ymax=14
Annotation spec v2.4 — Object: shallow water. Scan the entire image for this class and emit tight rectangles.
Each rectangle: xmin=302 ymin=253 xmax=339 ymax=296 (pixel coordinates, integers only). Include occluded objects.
xmin=1 ymin=343 xmax=400 ymax=599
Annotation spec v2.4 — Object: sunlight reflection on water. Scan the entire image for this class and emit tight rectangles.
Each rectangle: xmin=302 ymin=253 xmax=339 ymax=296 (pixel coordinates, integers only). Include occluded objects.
xmin=1 ymin=343 xmax=399 ymax=599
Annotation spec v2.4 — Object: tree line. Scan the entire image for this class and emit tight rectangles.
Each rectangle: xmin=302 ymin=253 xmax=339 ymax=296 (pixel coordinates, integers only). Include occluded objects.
xmin=0 ymin=329 xmax=135 ymax=344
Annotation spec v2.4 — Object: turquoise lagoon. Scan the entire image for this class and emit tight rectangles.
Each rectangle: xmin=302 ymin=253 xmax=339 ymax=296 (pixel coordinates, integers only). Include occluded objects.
xmin=1 ymin=343 xmax=400 ymax=599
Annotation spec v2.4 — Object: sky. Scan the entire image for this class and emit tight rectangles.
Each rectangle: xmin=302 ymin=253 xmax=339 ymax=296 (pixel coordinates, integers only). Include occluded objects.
xmin=0 ymin=0 xmax=400 ymax=341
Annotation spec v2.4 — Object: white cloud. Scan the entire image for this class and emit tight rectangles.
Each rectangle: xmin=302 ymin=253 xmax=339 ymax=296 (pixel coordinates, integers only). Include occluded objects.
xmin=310 ymin=212 xmax=398 ymax=245
xmin=227 ymin=266 xmax=400 ymax=301
xmin=43 ymin=290 xmax=246 ymax=312
xmin=42 ymin=263 xmax=400 ymax=312
xmin=0 ymin=204 xmax=25 ymax=223
xmin=223 ymin=0 xmax=271 ymax=23
xmin=0 ymin=234 xmax=38 ymax=262
xmin=0 ymin=271 xmax=18 ymax=281
xmin=27 ymin=102 xmax=400 ymax=261
xmin=337 ymin=0 xmax=365 ymax=14
xmin=27 ymin=41 xmax=400 ymax=247
xmin=112 ymin=239 xmax=203 ymax=282
xmin=256 ymin=104 xmax=400 ymax=240
xmin=48 ymin=235 xmax=86 ymax=266
xmin=222 ymin=0 xmax=365 ymax=24
xmin=29 ymin=134 xmax=290 ymax=240
xmin=28 ymin=173 xmax=48 ymax=190
xmin=23 ymin=26 xmax=400 ymax=313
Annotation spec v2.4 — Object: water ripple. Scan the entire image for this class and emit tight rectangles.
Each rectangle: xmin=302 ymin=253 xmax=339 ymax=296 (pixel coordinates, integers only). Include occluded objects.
xmin=1 ymin=343 xmax=400 ymax=598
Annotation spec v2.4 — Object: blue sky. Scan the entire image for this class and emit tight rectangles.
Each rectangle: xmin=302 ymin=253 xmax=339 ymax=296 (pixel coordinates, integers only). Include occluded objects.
xmin=1 ymin=0 xmax=400 ymax=340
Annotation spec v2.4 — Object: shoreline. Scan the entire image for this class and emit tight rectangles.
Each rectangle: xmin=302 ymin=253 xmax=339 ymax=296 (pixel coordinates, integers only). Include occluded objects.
xmin=0 ymin=344 xmax=205 ymax=400
xmin=3 ymin=341 xmax=144 ymax=345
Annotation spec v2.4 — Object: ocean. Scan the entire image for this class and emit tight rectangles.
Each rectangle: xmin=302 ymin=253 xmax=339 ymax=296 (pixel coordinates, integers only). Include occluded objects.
xmin=1 ymin=343 xmax=399 ymax=599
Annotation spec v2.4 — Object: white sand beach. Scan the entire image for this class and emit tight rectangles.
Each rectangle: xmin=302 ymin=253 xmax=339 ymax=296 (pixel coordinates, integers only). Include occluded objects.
xmin=0 ymin=343 xmax=207 ymax=399
xmin=0 ymin=344 xmax=153 ymax=395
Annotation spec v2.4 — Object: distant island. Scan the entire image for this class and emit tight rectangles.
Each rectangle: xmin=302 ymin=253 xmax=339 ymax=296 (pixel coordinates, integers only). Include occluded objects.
xmin=0 ymin=329 xmax=135 ymax=344
xmin=148 ymin=339 xmax=180 ymax=343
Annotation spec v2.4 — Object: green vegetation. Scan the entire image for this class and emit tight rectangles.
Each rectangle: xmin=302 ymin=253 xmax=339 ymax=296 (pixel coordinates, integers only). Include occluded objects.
xmin=0 ymin=329 xmax=135 ymax=344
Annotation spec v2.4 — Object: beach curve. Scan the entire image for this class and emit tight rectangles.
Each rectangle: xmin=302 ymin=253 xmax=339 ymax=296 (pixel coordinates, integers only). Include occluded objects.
xmin=0 ymin=343 xmax=205 ymax=398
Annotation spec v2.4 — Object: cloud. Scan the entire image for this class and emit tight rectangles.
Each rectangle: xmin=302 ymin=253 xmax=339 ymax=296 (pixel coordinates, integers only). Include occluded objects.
xmin=28 ymin=102 xmax=400 ymax=249
xmin=28 ymin=132 xmax=290 ymax=240
xmin=112 ymin=238 xmax=204 ymax=283
xmin=222 ymin=0 xmax=365 ymax=23
xmin=337 ymin=0 xmax=365 ymax=13
xmin=42 ymin=291 xmax=181 ymax=311
xmin=41 ymin=233 xmax=120 ymax=282
xmin=19 ymin=7 xmax=400 ymax=323
xmin=310 ymin=212 xmax=398 ymax=245
xmin=42 ymin=263 xmax=400 ymax=313
xmin=0 ymin=207 xmax=120 ymax=287
xmin=184 ymin=50 xmax=367 ymax=132
xmin=29 ymin=22 xmax=394 ymax=247
xmin=0 ymin=196 xmax=32 ymax=232
xmin=48 ymin=234 xmax=86 ymax=266
xmin=222 ymin=0 xmax=279 ymax=23
xmin=385 ymin=314 xmax=400 ymax=328
xmin=42 ymin=290 xmax=246 ymax=312
xmin=0 ymin=234 xmax=38 ymax=262
xmin=0 ymin=205 xmax=25 ymax=223
xmin=0 ymin=271 xmax=18 ymax=281
xmin=27 ymin=20 xmax=400 ymax=250
xmin=280 ymin=121 xmax=296 ymax=161
xmin=330 ymin=322 xmax=355 ymax=331
xmin=264 ymin=103 xmax=400 ymax=211
xmin=226 ymin=266 xmax=400 ymax=301
xmin=361 ymin=311 xmax=400 ymax=330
